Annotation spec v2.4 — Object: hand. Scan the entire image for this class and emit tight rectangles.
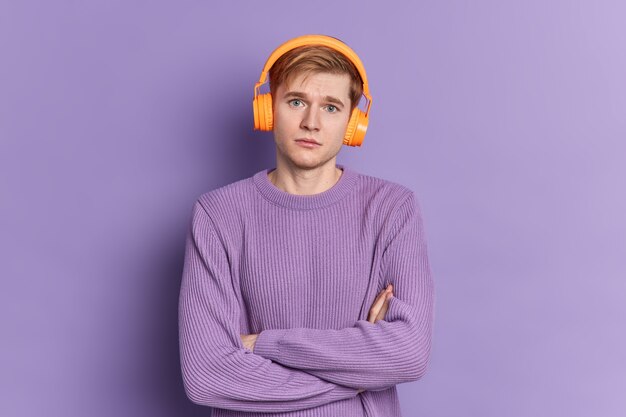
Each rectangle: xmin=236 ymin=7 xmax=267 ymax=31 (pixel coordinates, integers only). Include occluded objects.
xmin=367 ymin=284 xmax=393 ymax=324
xmin=240 ymin=333 xmax=259 ymax=351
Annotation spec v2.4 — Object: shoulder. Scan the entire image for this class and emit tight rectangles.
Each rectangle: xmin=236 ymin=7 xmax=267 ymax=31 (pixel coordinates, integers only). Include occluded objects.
xmin=186 ymin=174 xmax=258 ymax=242
xmin=193 ymin=174 xmax=256 ymax=219
xmin=350 ymin=170 xmax=426 ymax=236
xmin=353 ymin=170 xmax=415 ymax=209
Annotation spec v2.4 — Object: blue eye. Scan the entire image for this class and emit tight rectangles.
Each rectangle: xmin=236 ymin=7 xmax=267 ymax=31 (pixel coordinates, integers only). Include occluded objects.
xmin=289 ymin=99 xmax=303 ymax=107
xmin=326 ymin=105 xmax=338 ymax=113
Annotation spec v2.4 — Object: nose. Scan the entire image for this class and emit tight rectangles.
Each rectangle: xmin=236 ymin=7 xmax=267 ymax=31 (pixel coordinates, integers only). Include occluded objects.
xmin=300 ymin=106 xmax=320 ymax=131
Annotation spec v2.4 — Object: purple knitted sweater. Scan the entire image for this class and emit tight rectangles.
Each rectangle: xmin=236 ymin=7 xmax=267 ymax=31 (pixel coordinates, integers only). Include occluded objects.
xmin=178 ymin=163 xmax=435 ymax=417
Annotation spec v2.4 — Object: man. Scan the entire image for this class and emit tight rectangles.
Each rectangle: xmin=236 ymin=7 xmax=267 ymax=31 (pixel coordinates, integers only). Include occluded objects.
xmin=178 ymin=34 xmax=435 ymax=417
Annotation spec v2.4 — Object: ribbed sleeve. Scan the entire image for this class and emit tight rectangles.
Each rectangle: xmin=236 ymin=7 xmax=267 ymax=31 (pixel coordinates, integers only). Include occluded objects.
xmin=252 ymin=192 xmax=434 ymax=391
xmin=178 ymin=201 xmax=361 ymax=413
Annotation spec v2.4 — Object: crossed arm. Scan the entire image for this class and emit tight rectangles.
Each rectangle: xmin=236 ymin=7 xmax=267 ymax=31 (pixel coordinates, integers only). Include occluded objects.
xmin=179 ymin=192 xmax=434 ymax=411
xmin=237 ymin=192 xmax=434 ymax=392
xmin=241 ymin=284 xmax=393 ymax=351
xmin=240 ymin=284 xmax=395 ymax=393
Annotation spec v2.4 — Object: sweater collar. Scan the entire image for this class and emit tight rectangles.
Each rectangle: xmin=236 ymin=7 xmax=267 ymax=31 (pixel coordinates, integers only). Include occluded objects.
xmin=253 ymin=163 xmax=358 ymax=210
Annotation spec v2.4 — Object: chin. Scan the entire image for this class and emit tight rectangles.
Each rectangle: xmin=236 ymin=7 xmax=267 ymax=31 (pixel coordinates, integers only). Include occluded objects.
xmin=290 ymin=160 xmax=321 ymax=170
xmin=281 ymin=154 xmax=317 ymax=169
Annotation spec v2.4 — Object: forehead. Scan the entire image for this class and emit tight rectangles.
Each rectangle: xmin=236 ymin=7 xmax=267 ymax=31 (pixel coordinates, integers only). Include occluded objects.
xmin=278 ymin=71 xmax=351 ymax=98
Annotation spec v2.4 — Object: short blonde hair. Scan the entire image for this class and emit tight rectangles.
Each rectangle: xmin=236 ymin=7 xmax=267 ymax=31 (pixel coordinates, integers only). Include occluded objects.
xmin=269 ymin=44 xmax=364 ymax=113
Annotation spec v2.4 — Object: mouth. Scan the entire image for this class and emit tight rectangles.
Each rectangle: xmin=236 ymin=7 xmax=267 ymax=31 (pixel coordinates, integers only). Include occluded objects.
xmin=295 ymin=138 xmax=321 ymax=145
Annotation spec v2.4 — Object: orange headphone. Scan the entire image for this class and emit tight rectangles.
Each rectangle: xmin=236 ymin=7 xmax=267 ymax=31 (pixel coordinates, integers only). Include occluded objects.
xmin=253 ymin=34 xmax=373 ymax=147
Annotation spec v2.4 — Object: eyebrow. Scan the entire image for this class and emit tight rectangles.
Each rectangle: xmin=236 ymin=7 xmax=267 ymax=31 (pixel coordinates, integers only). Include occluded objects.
xmin=283 ymin=91 xmax=345 ymax=108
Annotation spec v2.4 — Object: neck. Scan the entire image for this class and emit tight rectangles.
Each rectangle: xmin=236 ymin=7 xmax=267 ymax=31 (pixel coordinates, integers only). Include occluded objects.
xmin=268 ymin=162 xmax=343 ymax=196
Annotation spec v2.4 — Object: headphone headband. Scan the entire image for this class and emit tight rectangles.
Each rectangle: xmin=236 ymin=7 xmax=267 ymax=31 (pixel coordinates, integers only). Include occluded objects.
xmin=254 ymin=34 xmax=372 ymax=116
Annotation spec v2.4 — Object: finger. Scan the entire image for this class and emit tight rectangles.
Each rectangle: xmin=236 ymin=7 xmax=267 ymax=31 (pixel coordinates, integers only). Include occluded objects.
xmin=376 ymin=292 xmax=392 ymax=322
xmin=368 ymin=289 xmax=387 ymax=323
xmin=375 ymin=292 xmax=392 ymax=322
xmin=374 ymin=293 xmax=390 ymax=322
xmin=368 ymin=288 xmax=387 ymax=321
xmin=368 ymin=286 xmax=392 ymax=323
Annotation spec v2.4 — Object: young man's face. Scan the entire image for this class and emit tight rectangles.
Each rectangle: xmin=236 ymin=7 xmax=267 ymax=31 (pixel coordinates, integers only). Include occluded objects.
xmin=272 ymin=71 xmax=352 ymax=172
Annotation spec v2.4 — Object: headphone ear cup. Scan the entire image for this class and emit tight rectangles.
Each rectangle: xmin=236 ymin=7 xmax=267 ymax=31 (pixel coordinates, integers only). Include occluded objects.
xmin=344 ymin=108 xmax=368 ymax=147
xmin=263 ymin=93 xmax=273 ymax=131
xmin=254 ymin=93 xmax=274 ymax=131
xmin=253 ymin=96 xmax=261 ymax=130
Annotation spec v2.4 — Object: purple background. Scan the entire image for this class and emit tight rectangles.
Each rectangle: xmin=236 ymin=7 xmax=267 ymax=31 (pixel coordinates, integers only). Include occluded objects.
xmin=2 ymin=1 xmax=625 ymax=416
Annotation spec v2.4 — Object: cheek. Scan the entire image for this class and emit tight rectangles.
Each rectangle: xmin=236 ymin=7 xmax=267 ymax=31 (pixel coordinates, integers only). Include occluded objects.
xmin=331 ymin=115 xmax=351 ymax=132
xmin=274 ymin=108 xmax=297 ymax=130
xmin=273 ymin=118 xmax=298 ymax=145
